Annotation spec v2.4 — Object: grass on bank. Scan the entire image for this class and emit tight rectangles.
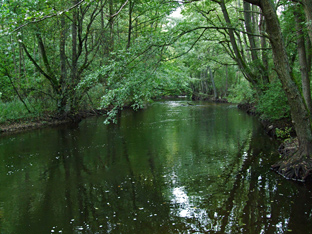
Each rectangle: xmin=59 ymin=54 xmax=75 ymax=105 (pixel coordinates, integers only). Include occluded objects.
xmin=0 ymin=98 xmax=56 ymax=124
xmin=0 ymin=85 xmax=104 ymax=125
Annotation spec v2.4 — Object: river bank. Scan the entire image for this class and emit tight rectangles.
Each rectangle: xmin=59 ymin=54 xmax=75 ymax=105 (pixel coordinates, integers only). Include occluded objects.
xmin=236 ymin=102 xmax=308 ymax=182
xmin=237 ymin=102 xmax=294 ymax=138
xmin=0 ymin=109 xmax=107 ymax=135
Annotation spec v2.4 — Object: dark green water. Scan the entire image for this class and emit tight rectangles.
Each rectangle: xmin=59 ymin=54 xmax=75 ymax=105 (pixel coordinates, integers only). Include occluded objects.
xmin=1 ymin=100 xmax=312 ymax=234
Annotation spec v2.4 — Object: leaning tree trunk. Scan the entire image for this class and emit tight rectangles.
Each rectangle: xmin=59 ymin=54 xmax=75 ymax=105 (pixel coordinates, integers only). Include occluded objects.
xmin=259 ymin=10 xmax=269 ymax=81
xmin=245 ymin=0 xmax=312 ymax=181
xmin=294 ymin=7 xmax=312 ymax=119
xmin=243 ymin=2 xmax=259 ymax=62
xmin=219 ymin=0 xmax=255 ymax=85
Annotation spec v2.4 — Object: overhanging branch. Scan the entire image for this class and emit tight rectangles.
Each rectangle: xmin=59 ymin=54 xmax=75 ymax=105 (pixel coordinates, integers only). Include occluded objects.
xmin=108 ymin=0 xmax=129 ymax=18
xmin=10 ymin=0 xmax=86 ymax=34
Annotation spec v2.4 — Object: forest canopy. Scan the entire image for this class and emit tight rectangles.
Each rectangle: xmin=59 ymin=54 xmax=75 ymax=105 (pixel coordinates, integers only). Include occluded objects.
xmin=1 ymin=0 xmax=312 ymax=180
xmin=0 ymin=0 xmax=249 ymax=122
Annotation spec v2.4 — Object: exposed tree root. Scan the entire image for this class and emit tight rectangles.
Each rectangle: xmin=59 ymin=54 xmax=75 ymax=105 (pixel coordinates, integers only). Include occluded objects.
xmin=272 ymin=144 xmax=312 ymax=182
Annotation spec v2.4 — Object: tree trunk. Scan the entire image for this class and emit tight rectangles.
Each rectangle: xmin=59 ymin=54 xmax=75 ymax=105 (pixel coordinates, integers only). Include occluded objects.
xmin=302 ymin=0 xmax=312 ymax=45
xmin=72 ymin=1 xmax=78 ymax=82
xmin=219 ymin=0 xmax=262 ymax=88
xmin=59 ymin=15 xmax=68 ymax=113
xmin=243 ymin=2 xmax=258 ymax=61
xmin=252 ymin=5 xmax=260 ymax=49
xmin=307 ymin=39 xmax=312 ymax=73
xmin=109 ymin=0 xmax=114 ymax=51
xmin=11 ymin=36 xmax=18 ymax=75
xmin=244 ymin=0 xmax=312 ymax=181
xmin=225 ymin=65 xmax=228 ymax=97
xmin=100 ymin=0 xmax=106 ymax=60
xmin=243 ymin=2 xmax=269 ymax=85
xmin=208 ymin=66 xmax=218 ymax=99
xmin=69 ymin=0 xmax=78 ymax=113
xmin=127 ymin=0 xmax=134 ymax=49
xmin=294 ymin=7 xmax=312 ymax=119
xmin=259 ymin=10 xmax=269 ymax=82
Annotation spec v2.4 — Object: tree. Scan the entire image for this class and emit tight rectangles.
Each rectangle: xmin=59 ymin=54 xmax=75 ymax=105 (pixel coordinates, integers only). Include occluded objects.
xmin=216 ymin=0 xmax=268 ymax=90
xmin=244 ymin=0 xmax=312 ymax=181
xmin=293 ymin=5 xmax=312 ymax=119
xmin=12 ymin=1 xmax=109 ymax=117
xmin=176 ymin=0 xmax=312 ymax=180
xmin=302 ymin=0 xmax=312 ymax=44
xmin=166 ymin=2 xmax=240 ymax=100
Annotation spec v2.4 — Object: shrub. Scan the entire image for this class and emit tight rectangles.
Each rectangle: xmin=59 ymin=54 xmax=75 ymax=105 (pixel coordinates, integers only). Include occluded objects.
xmin=0 ymin=98 xmax=56 ymax=123
xmin=257 ymin=81 xmax=290 ymax=120
xmin=227 ymin=80 xmax=255 ymax=104
xmin=0 ymin=99 xmax=32 ymax=123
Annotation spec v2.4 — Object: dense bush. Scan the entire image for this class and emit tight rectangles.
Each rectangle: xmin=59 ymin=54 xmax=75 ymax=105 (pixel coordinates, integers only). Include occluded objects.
xmin=256 ymin=81 xmax=290 ymax=120
xmin=227 ymin=80 xmax=255 ymax=104
xmin=0 ymin=98 xmax=56 ymax=123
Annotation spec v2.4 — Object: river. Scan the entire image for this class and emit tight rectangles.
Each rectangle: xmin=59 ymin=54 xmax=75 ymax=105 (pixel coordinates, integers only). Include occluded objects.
xmin=0 ymin=100 xmax=312 ymax=234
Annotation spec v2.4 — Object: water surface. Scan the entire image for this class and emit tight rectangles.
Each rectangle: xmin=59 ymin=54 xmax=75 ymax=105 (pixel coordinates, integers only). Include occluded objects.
xmin=1 ymin=100 xmax=312 ymax=233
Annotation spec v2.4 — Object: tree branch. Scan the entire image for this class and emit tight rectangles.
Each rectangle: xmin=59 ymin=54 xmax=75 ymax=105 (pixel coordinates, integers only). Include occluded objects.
xmin=10 ymin=0 xmax=86 ymax=34
xmin=108 ymin=0 xmax=129 ymax=18
xmin=243 ymin=0 xmax=261 ymax=6
xmin=163 ymin=28 xmax=208 ymax=61
xmin=21 ymin=42 xmax=59 ymax=91
xmin=2 ymin=68 xmax=32 ymax=113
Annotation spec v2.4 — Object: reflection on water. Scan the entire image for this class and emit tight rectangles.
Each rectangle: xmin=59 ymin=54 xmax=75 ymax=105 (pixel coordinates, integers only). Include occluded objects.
xmin=1 ymin=100 xmax=312 ymax=233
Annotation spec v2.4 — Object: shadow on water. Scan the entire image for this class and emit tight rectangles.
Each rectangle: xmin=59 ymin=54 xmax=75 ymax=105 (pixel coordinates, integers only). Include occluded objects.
xmin=0 ymin=100 xmax=312 ymax=233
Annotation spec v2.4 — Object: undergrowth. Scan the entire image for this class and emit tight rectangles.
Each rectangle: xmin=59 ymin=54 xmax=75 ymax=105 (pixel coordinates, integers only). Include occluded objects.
xmin=0 ymin=98 xmax=56 ymax=124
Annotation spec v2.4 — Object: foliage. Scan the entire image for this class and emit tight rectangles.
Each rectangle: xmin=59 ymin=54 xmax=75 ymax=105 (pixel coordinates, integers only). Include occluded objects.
xmin=0 ymin=0 xmax=181 ymax=122
xmin=86 ymin=47 xmax=192 ymax=123
xmin=227 ymin=80 xmax=255 ymax=104
xmin=153 ymin=61 xmax=192 ymax=97
xmin=0 ymin=0 xmax=307 ymax=129
xmin=256 ymin=81 xmax=290 ymax=120
xmin=276 ymin=127 xmax=292 ymax=140
xmin=0 ymin=98 xmax=55 ymax=123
